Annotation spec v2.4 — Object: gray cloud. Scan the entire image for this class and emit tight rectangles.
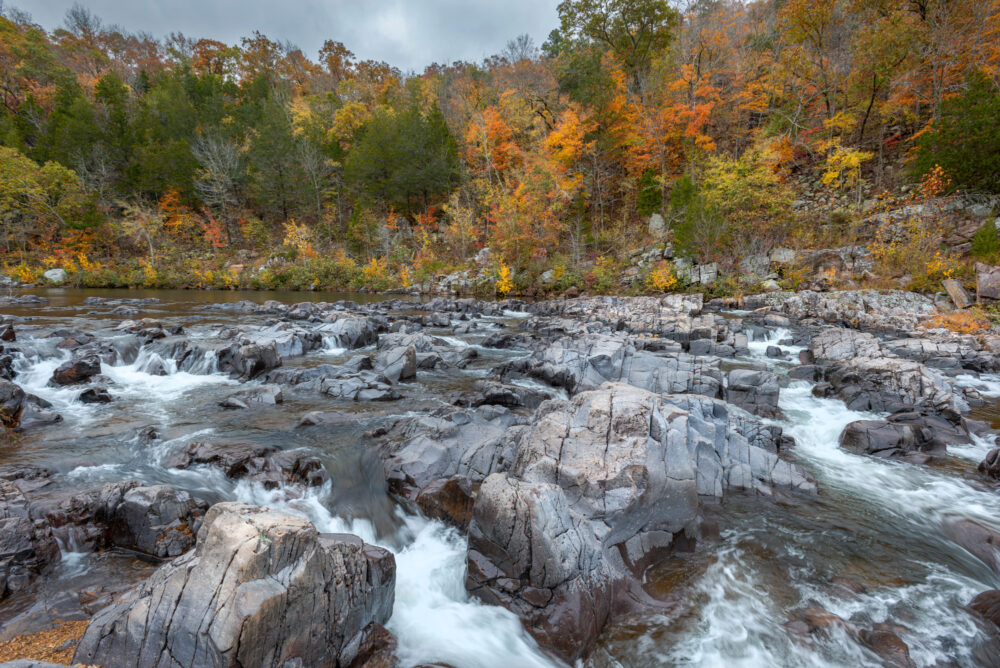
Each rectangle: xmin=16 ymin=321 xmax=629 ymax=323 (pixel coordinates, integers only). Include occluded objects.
xmin=17 ymin=0 xmax=561 ymax=72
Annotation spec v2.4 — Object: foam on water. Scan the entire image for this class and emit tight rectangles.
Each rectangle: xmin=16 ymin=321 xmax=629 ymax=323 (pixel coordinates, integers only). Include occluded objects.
xmin=231 ymin=482 xmax=557 ymax=668
xmin=632 ymin=330 xmax=1000 ymax=667
xmin=101 ymin=347 xmax=235 ymax=405
xmin=745 ymin=326 xmax=803 ymax=360
xmin=955 ymin=373 xmax=1000 ymax=397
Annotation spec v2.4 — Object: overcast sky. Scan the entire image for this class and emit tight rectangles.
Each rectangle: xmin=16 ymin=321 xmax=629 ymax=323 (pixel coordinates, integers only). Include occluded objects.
xmin=15 ymin=0 xmax=561 ymax=72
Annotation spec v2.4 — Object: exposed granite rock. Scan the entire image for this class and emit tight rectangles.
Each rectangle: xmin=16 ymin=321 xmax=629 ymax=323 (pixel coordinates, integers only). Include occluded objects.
xmin=839 ymin=408 xmax=971 ymax=463
xmin=808 ymin=328 xmax=966 ymax=416
xmin=743 ymin=290 xmax=937 ymax=333
xmin=466 ymin=383 xmax=813 ymax=662
xmin=0 ymin=481 xmax=60 ymax=599
xmin=48 ymin=355 xmax=101 ymax=386
xmin=73 ymin=503 xmax=396 ymax=668
xmin=373 ymin=405 xmax=527 ymax=526
xmin=493 ymin=334 xmax=723 ymax=398
xmin=164 ymin=441 xmax=330 ymax=490
xmin=0 ymin=380 xmax=25 ymax=429
xmin=725 ymin=368 xmax=780 ymax=418
xmin=268 ymin=363 xmax=402 ymax=402
xmin=216 ymin=341 xmax=281 ymax=379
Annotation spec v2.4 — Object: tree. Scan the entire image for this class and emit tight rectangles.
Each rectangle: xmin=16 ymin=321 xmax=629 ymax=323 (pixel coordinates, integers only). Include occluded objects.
xmin=345 ymin=103 xmax=460 ymax=214
xmin=912 ymin=69 xmax=1000 ymax=192
xmin=0 ymin=145 xmax=96 ymax=251
xmin=552 ymin=0 xmax=680 ymax=83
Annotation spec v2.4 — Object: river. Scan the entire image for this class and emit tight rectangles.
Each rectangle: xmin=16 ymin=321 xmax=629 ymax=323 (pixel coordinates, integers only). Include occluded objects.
xmin=2 ymin=289 xmax=999 ymax=667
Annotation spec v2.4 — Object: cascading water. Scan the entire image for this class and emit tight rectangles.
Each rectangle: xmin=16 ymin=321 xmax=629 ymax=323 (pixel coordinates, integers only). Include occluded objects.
xmin=3 ymin=293 xmax=1000 ymax=668
xmin=595 ymin=326 xmax=1000 ymax=667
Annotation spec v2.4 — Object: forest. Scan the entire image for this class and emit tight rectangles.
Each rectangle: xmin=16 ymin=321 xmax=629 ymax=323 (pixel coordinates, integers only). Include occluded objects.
xmin=0 ymin=0 xmax=999 ymax=296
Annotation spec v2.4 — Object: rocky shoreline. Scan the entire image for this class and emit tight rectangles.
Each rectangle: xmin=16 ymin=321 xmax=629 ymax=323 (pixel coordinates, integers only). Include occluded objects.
xmin=2 ymin=289 xmax=1000 ymax=666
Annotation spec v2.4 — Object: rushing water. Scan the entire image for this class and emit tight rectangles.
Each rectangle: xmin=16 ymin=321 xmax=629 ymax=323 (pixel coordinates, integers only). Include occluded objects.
xmin=2 ymin=290 xmax=999 ymax=667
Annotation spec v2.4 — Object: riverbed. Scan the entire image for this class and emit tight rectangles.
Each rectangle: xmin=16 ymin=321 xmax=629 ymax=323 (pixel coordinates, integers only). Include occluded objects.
xmin=2 ymin=288 xmax=999 ymax=667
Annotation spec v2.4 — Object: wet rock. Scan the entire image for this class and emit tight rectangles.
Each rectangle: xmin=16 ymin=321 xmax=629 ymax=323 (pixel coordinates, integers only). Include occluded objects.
xmin=0 ymin=380 xmax=26 ymax=429
xmin=979 ymin=448 xmax=1000 ymax=480
xmin=820 ymin=356 xmax=963 ymax=415
xmin=725 ymin=368 xmax=780 ymax=418
xmin=0 ymin=324 xmax=14 ymax=342
xmin=216 ymin=342 xmax=281 ymax=380
xmin=48 ymin=355 xmax=101 ymax=386
xmin=316 ymin=315 xmax=382 ymax=349
xmin=296 ymin=411 xmax=360 ymax=428
xmin=374 ymin=405 xmax=527 ymax=524
xmin=859 ymin=627 xmax=917 ymax=668
xmin=374 ymin=344 xmax=417 ymax=382
xmin=839 ymin=408 xmax=970 ymax=463
xmin=270 ymin=363 xmax=402 ymax=402
xmin=106 ymin=485 xmax=207 ymax=559
xmin=344 ymin=622 xmax=397 ymax=668
xmin=970 ymin=590 xmax=1000 ymax=628
xmin=0 ymin=295 xmax=48 ymax=306
xmin=809 ymin=328 xmax=965 ymax=416
xmin=466 ymin=384 xmax=814 ymax=662
xmin=27 ymin=481 xmax=204 ymax=560
xmin=17 ymin=395 xmax=62 ymax=429
xmin=416 ymin=476 xmax=477 ymax=529
xmin=0 ymin=353 xmax=15 ymax=380
xmin=791 ymin=608 xmax=854 ymax=634
xmin=451 ymin=380 xmax=551 ymax=410
xmin=944 ymin=519 xmax=1000 ymax=573
xmin=0 ymin=590 xmax=89 ymax=642
xmin=219 ymin=384 xmax=283 ymax=409
xmin=164 ymin=440 xmax=330 ymax=490
xmin=73 ymin=503 xmax=396 ymax=668
xmin=79 ymin=387 xmax=112 ymax=404
xmin=0 ymin=481 xmax=61 ymax=599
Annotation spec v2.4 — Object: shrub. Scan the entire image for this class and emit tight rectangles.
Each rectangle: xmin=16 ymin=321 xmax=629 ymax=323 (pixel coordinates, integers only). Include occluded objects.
xmin=644 ymin=260 xmax=677 ymax=292
xmin=971 ymin=222 xmax=1000 ymax=260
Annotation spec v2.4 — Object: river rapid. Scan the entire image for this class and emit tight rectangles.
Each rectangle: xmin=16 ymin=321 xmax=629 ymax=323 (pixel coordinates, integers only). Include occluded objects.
xmin=2 ymin=288 xmax=1000 ymax=667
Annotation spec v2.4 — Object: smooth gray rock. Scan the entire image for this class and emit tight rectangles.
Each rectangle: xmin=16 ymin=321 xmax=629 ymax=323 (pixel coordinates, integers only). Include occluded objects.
xmin=466 ymin=383 xmax=813 ymax=662
xmin=164 ymin=441 xmax=330 ymax=490
xmin=73 ymin=503 xmax=395 ymax=668
xmin=0 ymin=481 xmax=60 ymax=599
xmin=374 ymin=344 xmax=417 ymax=383
xmin=216 ymin=342 xmax=281 ymax=379
xmin=0 ymin=380 xmax=25 ymax=429
xmin=107 ymin=485 xmax=207 ymax=559
xmin=219 ymin=384 xmax=283 ymax=409
xmin=374 ymin=405 xmax=527 ymax=525
xmin=725 ymin=368 xmax=780 ymax=418
xmin=839 ymin=409 xmax=970 ymax=463
xmin=494 ymin=334 xmax=724 ymax=398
